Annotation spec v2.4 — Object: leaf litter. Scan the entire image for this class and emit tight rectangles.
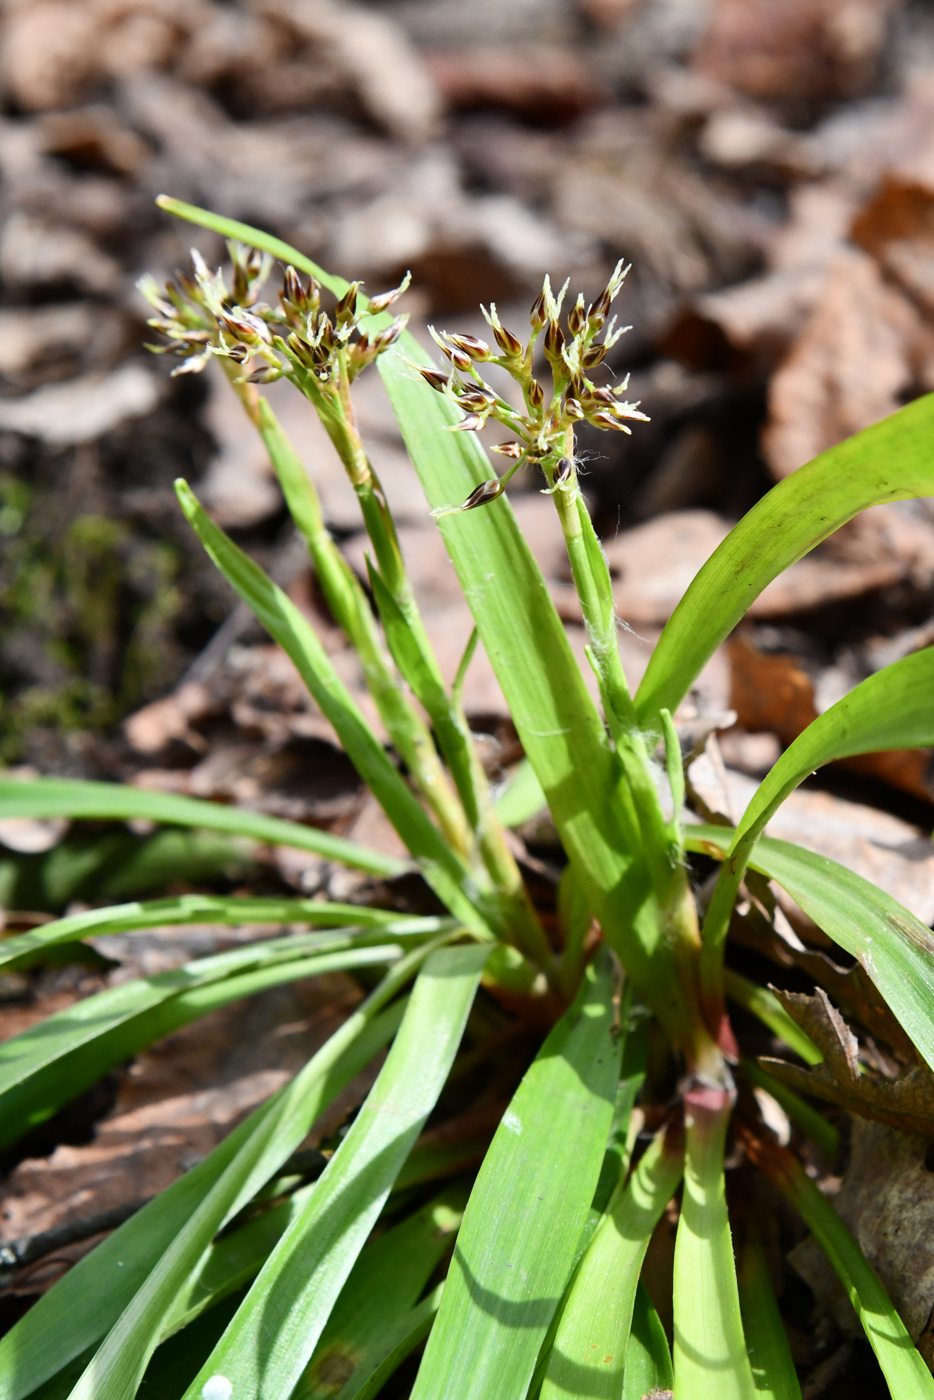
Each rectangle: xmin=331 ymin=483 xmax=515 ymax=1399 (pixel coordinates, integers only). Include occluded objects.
xmin=2 ymin=0 xmax=934 ymax=1390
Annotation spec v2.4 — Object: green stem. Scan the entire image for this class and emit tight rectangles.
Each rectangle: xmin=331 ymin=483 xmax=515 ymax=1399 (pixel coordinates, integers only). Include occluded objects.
xmin=222 ymin=366 xmax=472 ymax=857
xmin=289 ymin=363 xmax=553 ymax=973
xmin=674 ymin=1084 xmax=757 ymax=1400
xmin=547 ymin=438 xmax=676 ymax=908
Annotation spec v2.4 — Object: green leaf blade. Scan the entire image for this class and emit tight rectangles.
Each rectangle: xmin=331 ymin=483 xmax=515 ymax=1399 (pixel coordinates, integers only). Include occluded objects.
xmin=0 ymin=983 xmax=408 ymax=1400
xmin=686 ymin=826 xmax=934 ymax=1077
xmin=175 ymin=943 xmax=488 ymax=1400
xmin=0 ymin=777 xmax=403 ymax=877
xmin=539 ymin=1127 xmax=683 ymax=1400
xmin=409 ymin=949 xmax=622 ymax=1400
xmin=636 ymin=394 xmax=934 ymax=729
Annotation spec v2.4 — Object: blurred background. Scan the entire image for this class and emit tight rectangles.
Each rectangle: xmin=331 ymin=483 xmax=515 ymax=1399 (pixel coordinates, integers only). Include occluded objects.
xmin=2 ymin=0 xmax=934 ymax=817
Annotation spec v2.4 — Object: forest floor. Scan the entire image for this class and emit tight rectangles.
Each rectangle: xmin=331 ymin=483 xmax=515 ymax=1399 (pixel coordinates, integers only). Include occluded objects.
xmin=2 ymin=1 xmax=934 ymax=1394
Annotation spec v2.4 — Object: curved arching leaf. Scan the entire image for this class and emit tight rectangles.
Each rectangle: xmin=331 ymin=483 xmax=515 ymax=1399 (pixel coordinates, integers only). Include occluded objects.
xmin=636 ymin=394 xmax=934 ymax=729
xmin=701 ymin=646 xmax=934 ymax=978
xmin=0 ymin=777 xmax=402 ymax=877
xmin=686 ymin=826 xmax=934 ymax=1075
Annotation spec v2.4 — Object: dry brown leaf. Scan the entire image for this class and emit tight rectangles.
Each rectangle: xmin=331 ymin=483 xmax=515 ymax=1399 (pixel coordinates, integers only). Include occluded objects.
xmin=425 ymin=46 xmax=605 ymax=125
xmin=762 ymin=988 xmax=934 ymax=1136
xmin=688 ymin=752 xmax=934 ymax=925
xmin=762 ymin=250 xmax=925 ymax=480
xmin=790 ymin=1117 xmax=934 ymax=1355
xmin=693 ymin=0 xmax=896 ymax=103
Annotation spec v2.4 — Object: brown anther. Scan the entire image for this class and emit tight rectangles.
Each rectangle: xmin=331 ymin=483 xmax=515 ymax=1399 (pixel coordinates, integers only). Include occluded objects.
xmin=419 ymin=367 xmax=450 ymax=392
xmin=461 ymin=478 xmax=505 ymax=510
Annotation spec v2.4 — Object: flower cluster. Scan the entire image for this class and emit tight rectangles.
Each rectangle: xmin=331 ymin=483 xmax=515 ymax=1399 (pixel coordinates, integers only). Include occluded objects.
xmin=139 ymin=242 xmax=410 ymax=392
xmin=421 ymin=260 xmax=648 ymax=515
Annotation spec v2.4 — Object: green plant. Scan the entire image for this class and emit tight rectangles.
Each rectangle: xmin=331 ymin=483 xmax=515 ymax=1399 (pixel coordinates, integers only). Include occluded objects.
xmin=1 ymin=196 xmax=934 ymax=1399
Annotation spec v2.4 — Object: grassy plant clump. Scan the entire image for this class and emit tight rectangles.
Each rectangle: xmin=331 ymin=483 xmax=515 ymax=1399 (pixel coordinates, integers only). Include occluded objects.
xmin=1 ymin=196 xmax=934 ymax=1399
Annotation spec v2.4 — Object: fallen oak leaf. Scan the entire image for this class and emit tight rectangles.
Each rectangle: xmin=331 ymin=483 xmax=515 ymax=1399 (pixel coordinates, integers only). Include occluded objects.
xmin=760 ymin=988 xmax=934 ymax=1135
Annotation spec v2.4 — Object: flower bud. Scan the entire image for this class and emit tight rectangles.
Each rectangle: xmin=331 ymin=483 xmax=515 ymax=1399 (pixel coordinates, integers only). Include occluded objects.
xmin=419 ymin=367 xmax=450 ymax=392
xmin=528 ymin=379 xmax=545 ymax=409
xmin=589 ymin=386 xmax=615 ymax=405
xmin=336 ymin=282 xmax=362 ymax=327
xmin=553 ymin=457 xmax=573 ymax=487
xmin=461 ymin=478 xmax=504 ymax=509
xmin=589 ymin=410 xmax=632 ymax=434
xmin=564 ymin=397 xmax=585 ymax=420
xmin=529 ymin=288 xmax=548 ymax=331
xmin=448 ymin=412 xmax=485 ymax=433
xmin=372 ymin=319 xmax=406 ymax=353
xmin=283 ymin=267 xmax=305 ymax=305
xmin=490 ymin=441 xmax=523 ymax=458
xmin=582 ymin=342 xmax=609 ymax=368
xmin=543 ymin=319 xmax=566 ymax=359
xmin=457 ymin=388 xmax=495 ymax=412
xmin=568 ymin=294 xmax=587 ymax=336
xmin=447 ymin=333 xmax=492 ymax=361
xmin=492 ymin=322 xmax=523 ymax=357
xmin=367 ymin=271 xmax=412 ymax=314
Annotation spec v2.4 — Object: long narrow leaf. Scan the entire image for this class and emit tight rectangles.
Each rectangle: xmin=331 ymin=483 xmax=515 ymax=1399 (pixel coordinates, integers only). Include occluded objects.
xmin=0 ymin=896 xmax=448 ymax=974
xmin=622 ymin=1282 xmax=674 ymax=1400
xmin=702 ymin=647 xmax=934 ymax=974
xmin=686 ymin=826 xmax=934 ymax=1076
xmin=758 ymin=1141 xmax=934 ymax=1398
xmin=339 ymin=1286 xmax=443 ymax=1400
xmin=0 ymin=777 xmax=401 ymax=876
xmin=737 ymin=1230 xmax=802 ymax=1399
xmin=0 ymin=934 xmax=403 ymax=1151
xmin=409 ymin=949 xmax=621 ymax=1400
xmin=539 ymin=1126 xmax=683 ymax=1400
xmin=298 ymin=1187 xmax=465 ymax=1399
xmin=174 ymin=944 xmax=488 ymax=1400
xmin=0 ymin=941 xmax=431 ymax=1400
xmin=636 ymin=393 xmax=934 ymax=728
xmin=175 ymin=480 xmax=495 ymax=940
